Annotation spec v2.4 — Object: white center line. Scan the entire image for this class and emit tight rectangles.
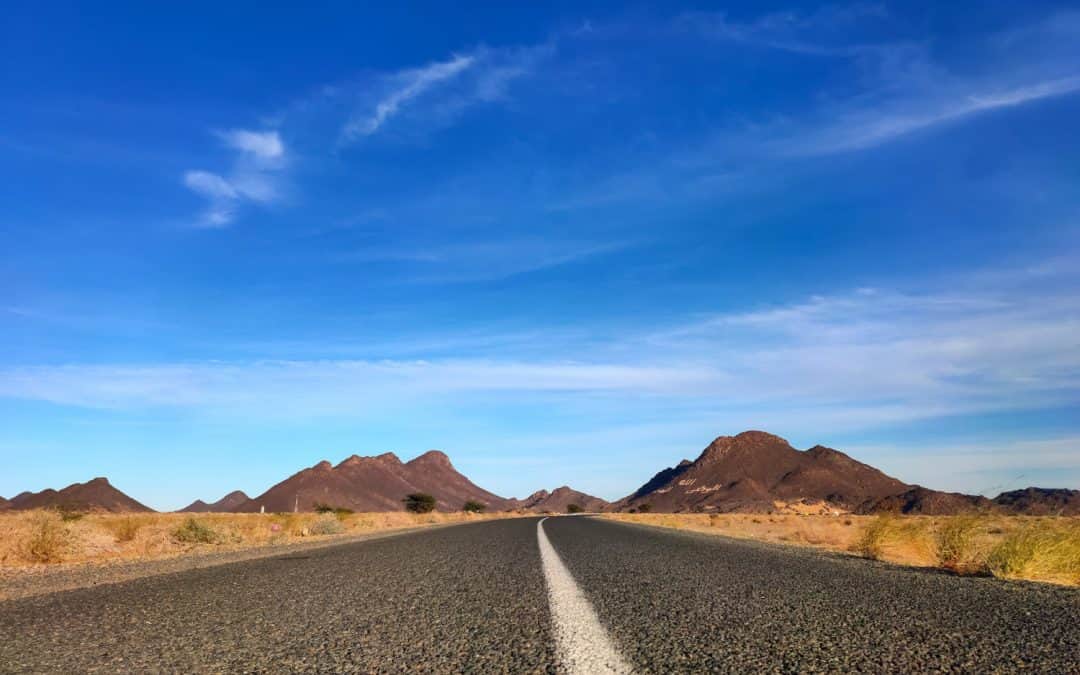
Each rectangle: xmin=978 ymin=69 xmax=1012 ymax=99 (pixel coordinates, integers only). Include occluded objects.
xmin=537 ymin=517 xmax=634 ymax=675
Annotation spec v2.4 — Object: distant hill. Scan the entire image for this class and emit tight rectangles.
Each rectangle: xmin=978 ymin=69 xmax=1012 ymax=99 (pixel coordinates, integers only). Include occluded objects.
xmin=0 ymin=496 xmax=9 ymax=510
xmin=614 ymin=430 xmax=1074 ymax=515
xmin=615 ymin=431 xmax=910 ymax=513
xmin=992 ymin=487 xmax=1080 ymax=515
xmin=179 ymin=490 xmax=251 ymax=513
xmin=508 ymin=486 xmax=608 ymax=513
xmin=4 ymin=477 xmax=153 ymax=513
xmin=236 ymin=450 xmax=515 ymax=513
xmin=855 ymin=486 xmax=995 ymax=515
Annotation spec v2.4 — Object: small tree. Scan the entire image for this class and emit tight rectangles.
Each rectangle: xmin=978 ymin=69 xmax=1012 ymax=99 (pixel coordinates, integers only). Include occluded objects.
xmin=403 ymin=493 xmax=437 ymax=513
xmin=566 ymin=503 xmax=583 ymax=514
xmin=463 ymin=500 xmax=486 ymax=513
xmin=637 ymin=503 xmax=652 ymax=513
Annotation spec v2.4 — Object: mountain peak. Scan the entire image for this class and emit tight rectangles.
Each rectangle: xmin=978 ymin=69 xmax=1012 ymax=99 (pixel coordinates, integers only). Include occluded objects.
xmin=699 ymin=430 xmax=793 ymax=462
xmin=408 ymin=450 xmax=452 ymax=467
xmin=313 ymin=460 xmax=333 ymax=471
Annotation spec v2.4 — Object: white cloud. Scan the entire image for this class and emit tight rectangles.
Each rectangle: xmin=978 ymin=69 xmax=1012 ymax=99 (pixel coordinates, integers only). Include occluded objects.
xmin=340 ymin=237 xmax=634 ymax=282
xmin=182 ymin=129 xmax=287 ymax=226
xmin=680 ymin=5 xmax=890 ymax=56
xmin=4 ymin=256 xmax=1079 ymax=431
xmin=217 ymin=129 xmax=284 ymax=159
xmin=343 ymin=53 xmax=476 ymax=139
xmin=183 ymin=170 xmax=238 ymax=200
xmin=793 ymin=74 xmax=1080 ymax=155
xmin=0 ymin=360 xmax=717 ymax=413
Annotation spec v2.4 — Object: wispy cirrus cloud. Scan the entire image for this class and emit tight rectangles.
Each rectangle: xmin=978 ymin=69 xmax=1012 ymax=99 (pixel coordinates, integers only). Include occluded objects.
xmin=182 ymin=128 xmax=286 ymax=227
xmin=788 ymin=74 xmax=1080 ymax=155
xmin=678 ymin=3 xmax=890 ymax=56
xmin=3 ymin=255 xmax=1078 ymax=433
xmin=338 ymin=237 xmax=635 ymax=282
xmin=342 ymin=53 xmax=477 ymax=139
xmin=677 ymin=6 xmax=1080 ymax=158
xmin=338 ymin=44 xmax=549 ymax=143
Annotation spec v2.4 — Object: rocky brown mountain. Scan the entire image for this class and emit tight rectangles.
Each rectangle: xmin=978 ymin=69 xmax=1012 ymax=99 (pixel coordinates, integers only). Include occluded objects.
xmin=616 ymin=430 xmax=1077 ymax=515
xmin=236 ymin=450 xmax=514 ymax=513
xmin=992 ymin=487 xmax=1080 ymax=515
xmin=508 ymin=486 xmax=609 ymax=513
xmin=4 ymin=477 xmax=153 ymax=513
xmin=615 ymin=431 xmax=911 ymax=513
xmin=179 ymin=490 xmax=251 ymax=513
xmin=0 ymin=496 xmax=9 ymax=510
xmin=855 ymin=486 xmax=995 ymax=515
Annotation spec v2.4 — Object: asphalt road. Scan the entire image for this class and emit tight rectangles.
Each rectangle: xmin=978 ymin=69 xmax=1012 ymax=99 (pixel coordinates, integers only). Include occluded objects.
xmin=1 ymin=516 xmax=1077 ymax=673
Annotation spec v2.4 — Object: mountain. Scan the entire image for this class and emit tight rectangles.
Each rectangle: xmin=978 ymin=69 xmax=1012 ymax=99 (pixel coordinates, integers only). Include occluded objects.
xmin=855 ymin=486 xmax=995 ymax=515
xmin=508 ymin=487 xmax=608 ymax=513
xmin=5 ymin=477 xmax=153 ymax=513
xmin=616 ymin=431 xmax=910 ymax=513
xmin=179 ymin=490 xmax=251 ymax=513
xmin=0 ymin=496 xmax=8 ymax=510
xmin=236 ymin=450 xmax=514 ymax=513
xmin=993 ymin=487 xmax=1080 ymax=515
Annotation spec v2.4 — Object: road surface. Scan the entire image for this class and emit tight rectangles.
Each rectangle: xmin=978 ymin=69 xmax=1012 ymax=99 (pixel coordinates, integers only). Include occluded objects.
xmin=1 ymin=516 xmax=1077 ymax=673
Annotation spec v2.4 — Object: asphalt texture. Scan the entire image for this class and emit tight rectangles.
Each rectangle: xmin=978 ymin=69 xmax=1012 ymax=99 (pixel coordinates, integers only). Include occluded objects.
xmin=545 ymin=517 xmax=1080 ymax=673
xmin=1 ymin=516 xmax=1078 ymax=673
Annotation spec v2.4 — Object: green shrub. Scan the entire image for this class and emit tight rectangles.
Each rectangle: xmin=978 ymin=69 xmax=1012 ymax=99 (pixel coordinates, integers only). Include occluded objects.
xmin=637 ymin=503 xmax=652 ymax=513
xmin=463 ymin=500 xmax=486 ymax=513
xmin=309 ymin=516 xmax=345 ymax=535
xmin=25 ymin=513 xmax=70 ymax=563
xmin=173 ymin=518 xmax=221 ymax=544
xmin=315 ymin=503 xmax=355 ymax=520
xmin=109 ymin=516 xmax=143 ymax=543
xmin=987 ymin=521 xmax=1080 ymax=583
xmin=934 ymin=516 xmax=986 ymax=574
xmin=566 ymin=503 xmax=583 ymax=514
xmin=55 ymin=504 xmax=85 ymax=522
xmin=403 ymin=493 xmax=436 ymax=513
xmin=854 ymin=515 xmax=893 ymax=559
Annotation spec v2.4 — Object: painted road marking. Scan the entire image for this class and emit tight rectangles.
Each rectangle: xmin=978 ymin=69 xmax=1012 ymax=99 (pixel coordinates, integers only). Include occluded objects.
xmin=537 ymin=517 xmax=634 ymax=674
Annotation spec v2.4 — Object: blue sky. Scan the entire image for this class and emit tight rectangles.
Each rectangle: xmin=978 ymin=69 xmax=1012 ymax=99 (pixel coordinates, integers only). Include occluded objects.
xmin=3 ymin=1 xmax=1079 ymax=510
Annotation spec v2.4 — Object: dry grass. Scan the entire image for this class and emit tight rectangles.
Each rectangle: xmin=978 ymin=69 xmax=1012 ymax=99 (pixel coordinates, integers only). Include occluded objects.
xmin=603 ymin=512 xmax=1080 ymax=586
xmin=0 ymin=509 xmax=522 ymax=568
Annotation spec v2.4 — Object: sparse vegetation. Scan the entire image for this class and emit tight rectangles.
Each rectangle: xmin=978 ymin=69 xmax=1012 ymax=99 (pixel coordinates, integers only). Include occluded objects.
xmin=309 ymin=516 xmax=344 ymax=535
xmin=105 ymin=516 xmax=144 ymax=543
xmin=173 ymin=518 xmax=222 ymax=544
xmin=314 ymin=503 xmax=355 ymax=520
xmin=0 ymin=510 xmax=522 ymax=574
xmin=636 ymin=503 xmax=652 ymax=513
xmin=403 ymin=493 xmax=437 ymax=513
xmin=24 ymin=512 xmax=70 ymax=562
xmin=987 ymin=519 xmax=1080 ymax=585
xmin=934 ymin=516 xmax=985 ymax=574
xmin=854 ymin=515 xmax=893 ymax=560
xmin=463 ymin=500 xmax=486 ymax=513
xmin=54 ymin=504 xmax=85 ymax=522
xmin=603 ymin=512 xmax=1080 ymax=587
xmin=566 ymin=503 xmax=583 ymax=513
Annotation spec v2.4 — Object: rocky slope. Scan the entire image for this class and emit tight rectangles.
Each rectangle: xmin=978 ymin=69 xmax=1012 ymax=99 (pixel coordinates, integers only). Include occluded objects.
xmin=616 ymin=430 xmax=1077 ymax=515
xmin=236 ymin=451 xmax=513 ymax=513
xmin=992 ymin=487 xmax=1080 ymax=515
xmin=4 ymin=478 xmax=153 ymax=513
xmin=615 ymin=431 xmax=910 ymax=513
xmin=508 ymin=486 xmax=609 ymax=513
